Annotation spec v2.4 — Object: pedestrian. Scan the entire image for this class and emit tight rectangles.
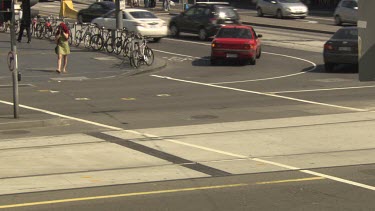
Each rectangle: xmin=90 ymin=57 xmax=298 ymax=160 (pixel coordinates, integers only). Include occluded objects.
xmin=17 ymin=4 xmax=31 ymax=43
xmin=163 ymin=0 xmax=169 ymax=11
xmin=55 ymin=22 xmax=70 ymax=74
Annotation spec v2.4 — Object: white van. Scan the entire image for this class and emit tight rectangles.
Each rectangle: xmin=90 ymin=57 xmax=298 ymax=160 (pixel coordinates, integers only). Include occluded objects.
xmin=333 ymin=0 xmax=358 ymax=25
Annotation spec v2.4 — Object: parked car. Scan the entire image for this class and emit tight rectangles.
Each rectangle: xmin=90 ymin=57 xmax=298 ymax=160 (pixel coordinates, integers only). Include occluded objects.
xmin=92 ymin=9 xmax=168 ymax=42
xmin=333 ymin=0 xmax=358 ymax=26
xmin=169 ymin=2 xmax=240 ymax=41
xmin=210 ymin=25 xmax=262 ymax=65
xmin=323 ymin=27 xmax=358 ymax=71
xmin=77 ymin=1 xmax=115 ymax=24
xmin=256 ymin=0 xmax=308 ymax=19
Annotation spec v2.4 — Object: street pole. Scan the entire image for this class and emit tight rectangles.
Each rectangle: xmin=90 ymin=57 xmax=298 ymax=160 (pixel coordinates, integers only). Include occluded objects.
xmin=115 ymin=0 xmax=123 ymax=30
xmin=10 ymin=0 xmax=19 ymax=119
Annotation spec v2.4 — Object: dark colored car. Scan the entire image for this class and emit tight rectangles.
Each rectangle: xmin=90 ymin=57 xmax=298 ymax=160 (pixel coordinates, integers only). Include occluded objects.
xmin=77 ymin=1 xmax=116 ymax=24
xmin=323 ymin=27 xmax=358 ymax=71
xmin=169 ymin=2 xmax=240 ymax=41
xmin=211 ymin=25 xmax=262 ymax=65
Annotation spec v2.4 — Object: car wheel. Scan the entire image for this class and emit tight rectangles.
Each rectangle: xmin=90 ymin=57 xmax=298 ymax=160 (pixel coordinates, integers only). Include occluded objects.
xmin=198 ymin=28 xmax=208 ymax=41
xmin=78 ymin=14 xmax=83 ymax=24
xmin=170 ymin=24 xmax=180 ymax=37
xmin=334 ymin=15 xmax=342 ymax=26
xmin=249 ymin=56 xmax=256 ymax=65
xmin=257 ymin=8 xmax=263 ymax=17
xmin=256 ymin=47 xmax=262 ymax=59
xmin=276 ymin=10 xmax=283 ymax=19
xmin=325 ymin=63 xmax=335 ymax=72
xmin=210 ymin=58 xmax=218 ymax=66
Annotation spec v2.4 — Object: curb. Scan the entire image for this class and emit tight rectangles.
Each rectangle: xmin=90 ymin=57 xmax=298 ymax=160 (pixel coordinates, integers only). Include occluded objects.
xmin=0 ymin=118 xmax=70 ymax=131
xmin=129 ymin=57 xmax=167 ymax=76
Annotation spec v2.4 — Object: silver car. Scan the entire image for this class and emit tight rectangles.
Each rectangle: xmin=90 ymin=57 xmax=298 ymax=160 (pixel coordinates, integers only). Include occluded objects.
xmin=256 ymin=0 xmax=308 ymax=19
xmin=333 ymin=0 xmax=358 ymax=26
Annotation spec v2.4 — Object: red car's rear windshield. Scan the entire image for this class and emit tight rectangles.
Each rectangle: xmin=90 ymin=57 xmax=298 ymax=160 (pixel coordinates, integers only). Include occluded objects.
xmin=216 ymin=28 xmax=252 ymax=39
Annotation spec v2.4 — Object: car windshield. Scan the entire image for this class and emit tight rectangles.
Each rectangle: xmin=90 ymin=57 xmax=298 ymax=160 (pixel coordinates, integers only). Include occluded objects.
xmin=216 ymin=7 xmax=238 ymax=19
xmin=332 ymin=28 xmax=358 ymax=40
xmin=278 ymin=0 xmax=301 ymax=3
xmin=216 ymin=28 xmax=252 ymax=39
xmin=129 ymin=11 xmax=157 ymax=19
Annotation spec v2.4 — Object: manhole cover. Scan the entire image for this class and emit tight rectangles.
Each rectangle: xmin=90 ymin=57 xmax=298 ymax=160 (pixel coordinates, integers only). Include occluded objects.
xmin=190 ymin=115 xmax=218 ymax=120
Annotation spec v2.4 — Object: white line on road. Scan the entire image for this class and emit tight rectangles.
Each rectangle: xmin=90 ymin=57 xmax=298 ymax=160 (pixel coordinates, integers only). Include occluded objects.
xmin=151 ymin=75 xmax=365 ymax=112
xmin=0 ymin=99 xmax=373 ymax=191
xmin=157 ymin=39 xmax=317 ymax=83
xmin=269 ymin=85 xmax=375 ymax=94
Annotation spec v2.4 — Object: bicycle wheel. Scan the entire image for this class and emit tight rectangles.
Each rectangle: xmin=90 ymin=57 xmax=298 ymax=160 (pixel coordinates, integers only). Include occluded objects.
xmin=68 ymin=29 xmax=73 ymax=46
xmin=74 ymin=30 xmax=82 ymax=47
xmin=105 ymin=37 xmax=114 ymax=53
xmin=123 ymin=41 xmax=131 ymax=57
xmin=44 ymin=26 xmax=53 ymax=38
xmin=36 ymin=24 xmax=43 ymax=39
xmin=130 ymin=49 xmax=141 ymax=68
xmin=90 ymin=35 xmax=103 ymax=51
xmin=83 ymin=33 xmax=92 ymax=49
xmin=113 ymin=37 xmax=123 ymax=55
xmin=144 ymin=46 xmax=154 ymax=66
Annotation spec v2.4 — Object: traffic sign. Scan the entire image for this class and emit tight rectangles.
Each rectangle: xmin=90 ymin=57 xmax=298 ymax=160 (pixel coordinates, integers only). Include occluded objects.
xmin=7 ymin=51 xmax=15 ymax=71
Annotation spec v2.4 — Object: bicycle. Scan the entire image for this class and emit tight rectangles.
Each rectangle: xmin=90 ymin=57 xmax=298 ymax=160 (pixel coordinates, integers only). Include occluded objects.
xmin=130 ymin=33 xmax=154 ymax=68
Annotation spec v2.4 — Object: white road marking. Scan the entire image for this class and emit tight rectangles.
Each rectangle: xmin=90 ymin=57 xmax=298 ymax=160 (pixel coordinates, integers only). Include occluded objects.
xmin=159 ymin=39 xmax=317 ymax=83
xmin=269 ymin=85 xmax=375 ymax=94
xmin=0 ymin=99 xmax=373 ymax=190
xmin=151 ymin=75 xmax=366 ymax=112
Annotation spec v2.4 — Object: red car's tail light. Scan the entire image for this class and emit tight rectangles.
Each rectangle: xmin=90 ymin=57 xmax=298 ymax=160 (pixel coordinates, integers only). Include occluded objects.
xmin=324 ymin=44 xmax=333 ymax=50
xmin=211 ymin=43 xmax=216 ymax=48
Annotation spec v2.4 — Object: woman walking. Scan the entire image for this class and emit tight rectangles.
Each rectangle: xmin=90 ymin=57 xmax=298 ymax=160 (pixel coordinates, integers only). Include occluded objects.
xmin=55 ymin=22 xmax=70 ymax=74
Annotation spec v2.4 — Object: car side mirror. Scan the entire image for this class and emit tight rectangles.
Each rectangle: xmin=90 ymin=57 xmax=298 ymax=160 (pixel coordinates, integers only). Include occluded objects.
xmin=271 ymin=1 xmax=277 ymax=4
xmin=258 ymin=34 xmax=263 ymax=38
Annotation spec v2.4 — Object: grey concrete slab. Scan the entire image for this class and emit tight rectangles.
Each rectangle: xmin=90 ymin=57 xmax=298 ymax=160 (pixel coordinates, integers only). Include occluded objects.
xmin=0 ymin=138 xmax=171 ymax=178
xmin=0 ymin=165 xmax=208 ymax=195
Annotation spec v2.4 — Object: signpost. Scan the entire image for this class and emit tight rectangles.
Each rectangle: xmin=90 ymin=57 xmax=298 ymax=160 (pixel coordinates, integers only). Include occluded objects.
xmin=10 ymin=0 xmax=19 ymax=118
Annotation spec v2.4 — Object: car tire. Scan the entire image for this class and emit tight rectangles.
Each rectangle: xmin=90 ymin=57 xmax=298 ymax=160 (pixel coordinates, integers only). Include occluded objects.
xmin=170 ymin=24 xmax=180 ymax=37
xmin=210 ymin=58 xmax=218 ymax=66
xmin=198 ymin=28 xmax=208 ymax=41
xmin=257 ymin=8 xmax=263 ymax=17
xmin=78 ymin=14 xmax=83 ymax=24
xmin=256 ymin=47 xmax=262 ymax=59
xmin=325 ymin=63 xmax=335 ymax=72
xmin=334 ymin=15 xmax=342 ymax=26
xmin=276 ymin=10 xmax=283 ymax=19
xmin=249 ymin=56 xmax=256 ymax=65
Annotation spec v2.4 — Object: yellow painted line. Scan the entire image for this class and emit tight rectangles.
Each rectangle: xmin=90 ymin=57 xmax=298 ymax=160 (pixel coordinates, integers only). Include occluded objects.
xmin=256 ymin=177 xmax=325 ymax=185
xmin=121 ymin=98 xmax=136 ymax=101
xmin=0 ymin=184 xmax=247 ymax=209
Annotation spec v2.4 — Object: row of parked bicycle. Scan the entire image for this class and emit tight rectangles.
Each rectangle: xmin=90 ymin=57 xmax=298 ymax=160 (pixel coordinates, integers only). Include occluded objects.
xmin=1 ymin=16 xmax=155 ymax=69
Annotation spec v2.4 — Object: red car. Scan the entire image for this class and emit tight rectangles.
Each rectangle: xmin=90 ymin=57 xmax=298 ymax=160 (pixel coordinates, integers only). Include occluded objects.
xmin=211 ymin=25 xmax=262 ymax=65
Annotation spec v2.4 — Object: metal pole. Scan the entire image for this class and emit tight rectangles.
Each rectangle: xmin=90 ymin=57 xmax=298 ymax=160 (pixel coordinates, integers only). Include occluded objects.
xmin=115 ymin=0 xmax=123 ymax=30
xmin=10 ymin=0 xmax=19 ymax=118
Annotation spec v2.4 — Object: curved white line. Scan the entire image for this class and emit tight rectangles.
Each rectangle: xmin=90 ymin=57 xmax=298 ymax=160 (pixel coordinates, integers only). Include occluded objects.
xmin=162 ymin=38 xmax=317 ymax=84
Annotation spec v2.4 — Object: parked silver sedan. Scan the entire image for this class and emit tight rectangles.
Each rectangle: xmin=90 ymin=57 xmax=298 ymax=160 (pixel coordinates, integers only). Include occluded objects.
xmin=256 ymin=0 xmax=308 ymax=19
xmin=333 ymin=0 xmax=358 ymax=26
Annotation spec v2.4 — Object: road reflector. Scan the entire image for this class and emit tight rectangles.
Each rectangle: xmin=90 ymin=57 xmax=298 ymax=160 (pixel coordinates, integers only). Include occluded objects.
xmin=121 ymin=98 xmax=136 ymax=101
xmin=75 ymin=98 xmax=90 ymax=101
xmin=157 ymin=94 xmax=170 ymax=97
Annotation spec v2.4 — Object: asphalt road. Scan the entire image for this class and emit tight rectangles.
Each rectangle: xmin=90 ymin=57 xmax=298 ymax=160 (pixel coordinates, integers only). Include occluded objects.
xmin=0 ymin=2 xmax=374 ymax=211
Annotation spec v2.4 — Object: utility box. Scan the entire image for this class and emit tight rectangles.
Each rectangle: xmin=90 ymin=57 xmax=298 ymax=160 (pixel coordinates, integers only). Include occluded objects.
xmin=358 ymin=0 xmax=375 ymax=81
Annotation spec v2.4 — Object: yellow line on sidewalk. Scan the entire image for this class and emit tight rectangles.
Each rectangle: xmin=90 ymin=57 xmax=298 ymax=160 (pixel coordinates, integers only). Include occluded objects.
xmin=0 ymin=177 xmax=326 ymax=209
xmin=256 ymin=177 xmax=325 ymax=185
xmin=0 ymin=184 xmax=247 ymax=209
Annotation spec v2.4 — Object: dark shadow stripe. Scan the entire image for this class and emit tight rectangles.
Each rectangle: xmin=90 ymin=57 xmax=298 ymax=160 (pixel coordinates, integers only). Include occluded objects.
xmin=88 ymin=132 xmax=232 ymax=177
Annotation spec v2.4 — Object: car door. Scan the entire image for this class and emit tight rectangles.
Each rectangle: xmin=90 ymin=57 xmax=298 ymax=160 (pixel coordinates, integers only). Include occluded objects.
xmin=122 ymin=12 xmax=135 ymax=33
xmin=102 ymin=11 xmax=116 ymax=29
xmin=347 ymin=0 xmax=358 ymax=23
xmin=340 ymin=0 xmax=351 ymax=22
xmin=190 ymin=6 xmax=207 ymax=33
xmin=251 ymin=28 xmax=261 ymax=52
xmin=261 ymin=0 xmax=272 ymax=14
xmin=180 ymin=7 xmax=197 ymax=32
xmin=269 ymin=0 xmax=279 ymax=15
